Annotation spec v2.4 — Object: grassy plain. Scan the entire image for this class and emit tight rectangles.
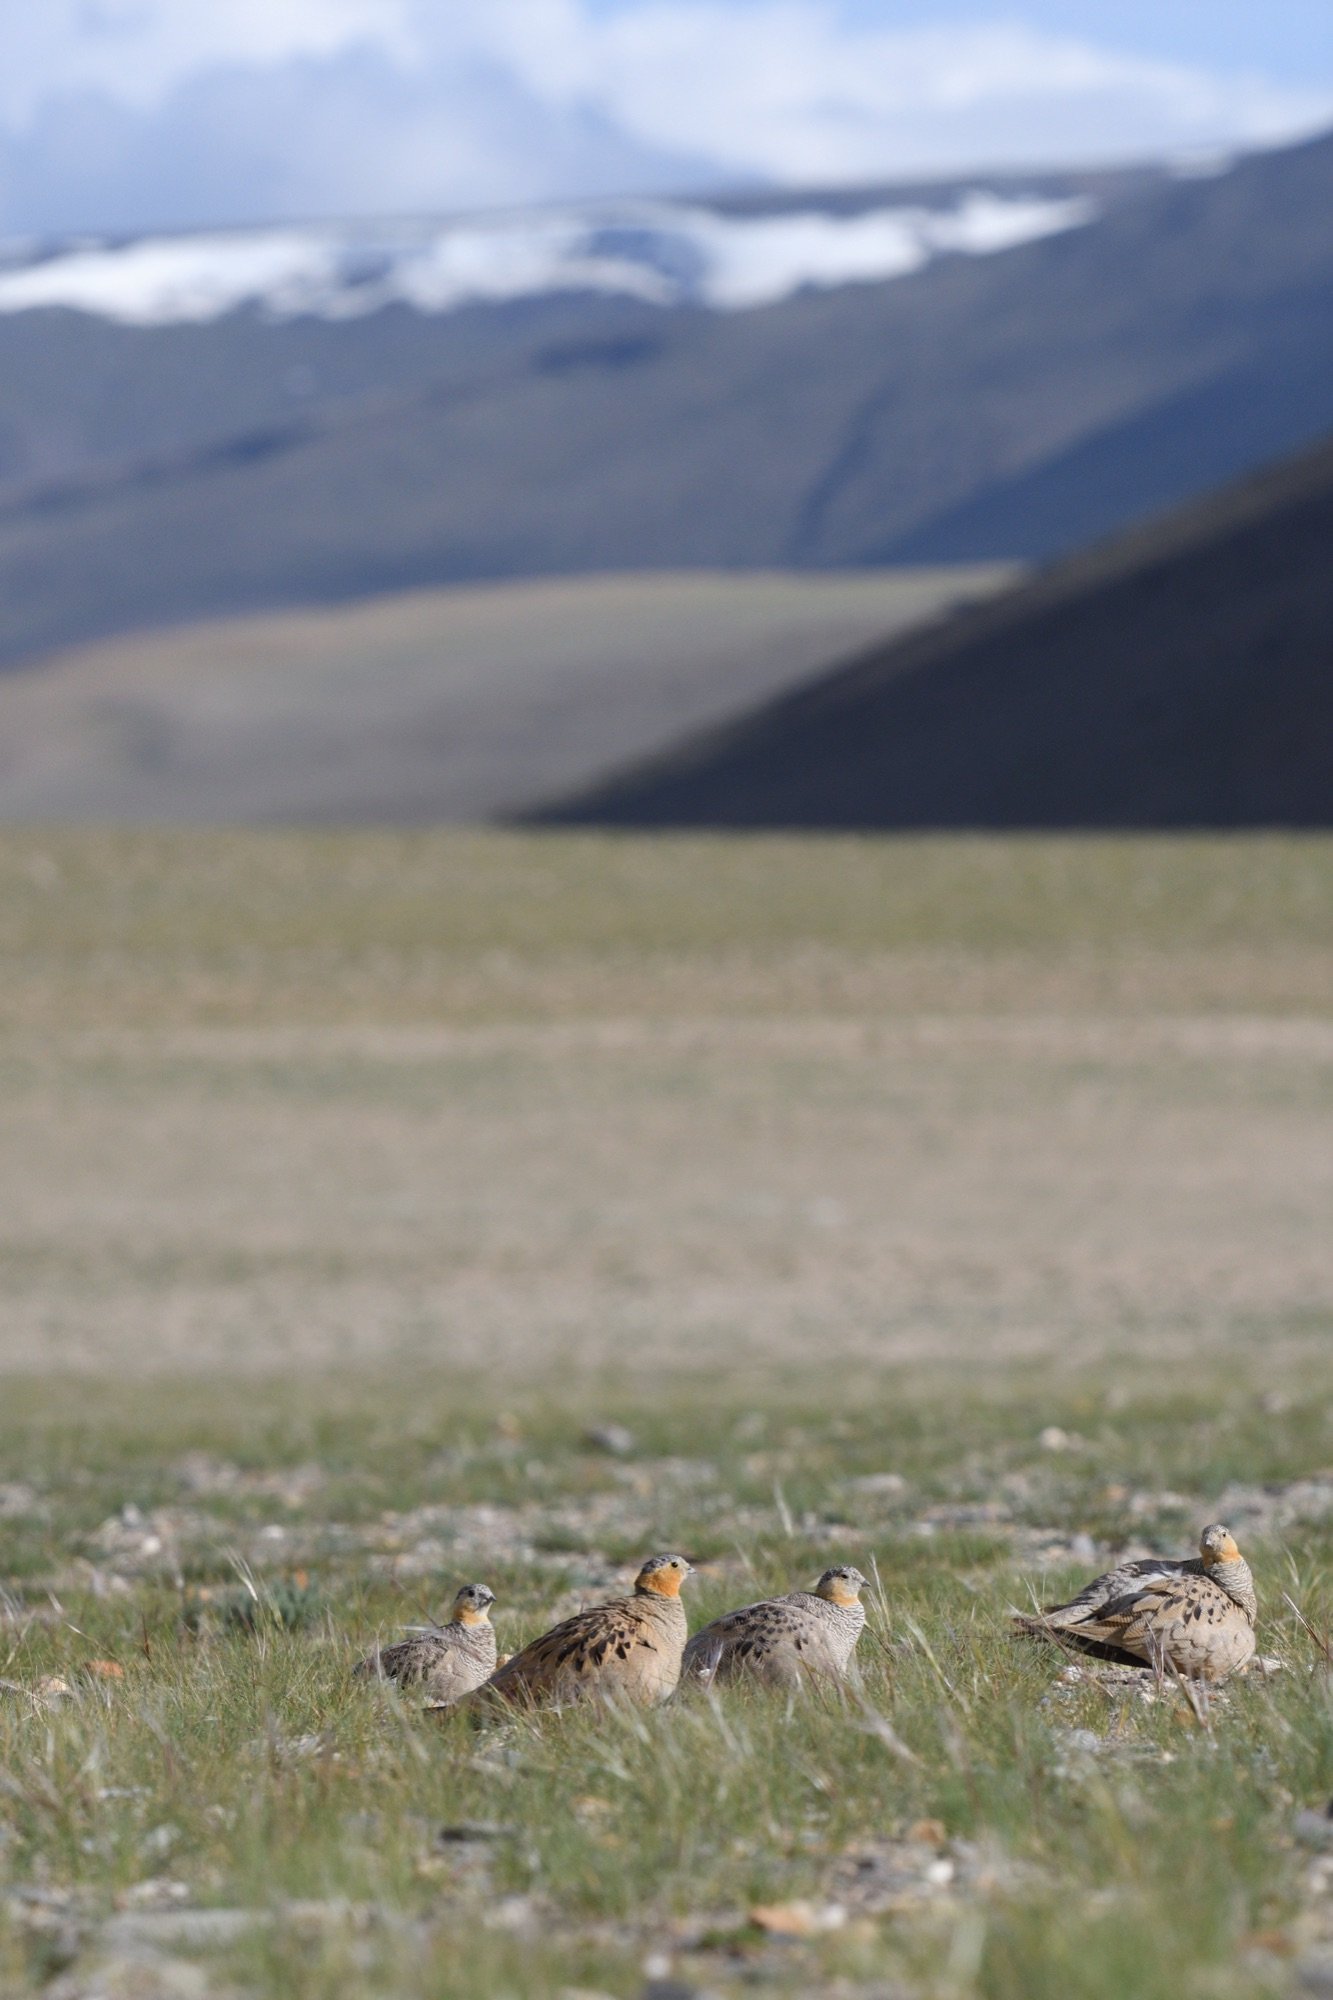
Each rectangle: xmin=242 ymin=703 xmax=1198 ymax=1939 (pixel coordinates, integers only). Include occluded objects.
xmin=0 ymin=830 xmax=1331 ymax=1998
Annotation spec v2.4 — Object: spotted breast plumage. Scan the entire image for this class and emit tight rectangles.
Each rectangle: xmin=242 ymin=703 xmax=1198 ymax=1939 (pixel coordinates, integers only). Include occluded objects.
xmin=477 ymin=1554 xmax=691 ymax=1709
xmin=682 ymin=1565 xmax=868 ymax=1689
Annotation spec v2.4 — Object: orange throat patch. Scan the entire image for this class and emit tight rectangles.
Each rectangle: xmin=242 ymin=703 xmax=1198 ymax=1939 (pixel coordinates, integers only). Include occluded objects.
xmin=636 ymin=1569 xmax=684 ymax=1599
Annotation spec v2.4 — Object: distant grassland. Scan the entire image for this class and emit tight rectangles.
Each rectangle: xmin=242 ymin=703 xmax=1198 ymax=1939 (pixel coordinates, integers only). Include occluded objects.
xmin=3 ymin=829 xmax=1331 ymax=1027
xmin=0 ymin=831 xmax=1329 ymax=1382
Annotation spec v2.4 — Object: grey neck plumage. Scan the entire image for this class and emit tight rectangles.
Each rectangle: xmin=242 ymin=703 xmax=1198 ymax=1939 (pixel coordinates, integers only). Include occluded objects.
xmin=1209 ymin=1557 xmax=1257 ymax=1623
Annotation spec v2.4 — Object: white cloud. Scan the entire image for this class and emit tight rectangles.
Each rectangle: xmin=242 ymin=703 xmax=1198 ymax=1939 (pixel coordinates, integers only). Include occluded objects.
xmin=575 ymin=9 xmax=1333 ymax=182
xmin=0 ymin=0 xmax=417 ymax=125
xmin=0 ymin=0 xmax=1329 ymax=235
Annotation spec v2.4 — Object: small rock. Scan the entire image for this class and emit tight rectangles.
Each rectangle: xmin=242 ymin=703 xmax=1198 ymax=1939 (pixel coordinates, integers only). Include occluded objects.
xmin=102 ymin=1910 xmax=260 ymax=1952
xmin=847 ymin=1474 xmax=907 ymax=1498
xmin=483 ymin=1894 xmax=541 ymax=1934
xmin=47 ymin=1953 xmax=213 ymax=2000
xmin=583 ymin=1424 xmax=636 ymax=1457
xmin=139 ymin=1826 xmax=181 ymax=1862
xmin=115 ymin=1881 xmax=191 ymax=1912
xmin=1038 ymin=1427 xmax=1082 ymax=1453
xmin=1295 ymin=1804 xmax=1333 ymax=1849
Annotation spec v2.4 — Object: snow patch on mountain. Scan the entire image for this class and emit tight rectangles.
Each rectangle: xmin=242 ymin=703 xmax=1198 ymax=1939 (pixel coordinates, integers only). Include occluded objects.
xmin=0 ymin=190 xmax=1093 ymax=325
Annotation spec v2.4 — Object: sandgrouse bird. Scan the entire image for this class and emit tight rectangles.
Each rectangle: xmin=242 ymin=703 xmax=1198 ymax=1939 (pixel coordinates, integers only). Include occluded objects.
xmin=354 ymin=1583 xmax=498 ymax=1705
xmin=477 ymin=1554 xmax=691 ymax=1709
xmin=1014 ymin=1524 xmax=1256 ymax=1682
xmin=682 ymin=1565 xmax=868 ymax=1689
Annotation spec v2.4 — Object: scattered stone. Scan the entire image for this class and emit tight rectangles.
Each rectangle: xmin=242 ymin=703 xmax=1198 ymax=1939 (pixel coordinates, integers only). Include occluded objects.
xmin=846 ymin=1474 xmax=907 ymax=1498
xmin=88 ymin=1506 xmax=189 ymax=1578
xmin=583 ymin=1424 xmax=637 ymax=1457
xmin=482 ymin=1894 xmax=543 ymax=1934
xmin=1215 ymin=1476 xmax=1333 ymax=1537
xmin=115 ymin=1880 xmax=191 ymax=1912
xmin=175 ymin=1455 xmax=324 ymax=1507
xmin=46 ymin=1953 xmax=215 ymax=2000
xmin=1296 ymin=1805 xmax=1333 ymax=1850
xmin=829 ymin=1838 xmax=963 ymax=1916
xmin=101 ymin=1909 xmax=260 ymax=1953
xmin=139 ymin=1826 xmax=181 ymax=1863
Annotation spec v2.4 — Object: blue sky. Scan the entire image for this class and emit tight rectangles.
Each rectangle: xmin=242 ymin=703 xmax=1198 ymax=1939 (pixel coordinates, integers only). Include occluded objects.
xmin=1 ymin=1 xmax=1330 ymax=235
xmin=583 ymin=0 xmax=1333 ymax=80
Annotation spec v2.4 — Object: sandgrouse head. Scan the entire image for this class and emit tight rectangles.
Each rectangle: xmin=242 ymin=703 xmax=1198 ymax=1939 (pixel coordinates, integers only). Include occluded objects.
xmin=451 ymin=1583 xmax=496 ymax=1624
xmin=815 ymin=1565 xmax=868 ymax=1606
xmin=633 ymin=1554 xmax=692 ymax=1597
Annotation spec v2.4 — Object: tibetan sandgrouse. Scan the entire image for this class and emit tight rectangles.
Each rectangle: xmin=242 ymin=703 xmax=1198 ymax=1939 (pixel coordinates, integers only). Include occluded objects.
xmin=354 ymin=1582 xmax=498 ymax=1704
xmin=1014 ymin=1524 xmax=1256 ymax=1681
xmin=683 ymin=1565 xmax=868 ymax=1688
xmin=478 ymin=1554 xmax=691 ymax=1708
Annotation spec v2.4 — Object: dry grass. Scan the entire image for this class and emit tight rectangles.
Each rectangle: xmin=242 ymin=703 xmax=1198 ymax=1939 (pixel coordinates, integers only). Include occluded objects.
xmin=0 ymin=830 xmax=1329 ymax=1380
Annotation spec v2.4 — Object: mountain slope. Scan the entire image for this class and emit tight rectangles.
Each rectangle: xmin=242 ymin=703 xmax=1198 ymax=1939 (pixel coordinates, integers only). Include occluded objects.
xmin=535 ymin=436 xmax=1333 ymax=830
xmin=0 ymin=170 xmax=1127 ymax=505
xmin=0 ymin=139 xmax=1328 ymax=666
xmin=0 ymin=567 xmax=1010 ymax=823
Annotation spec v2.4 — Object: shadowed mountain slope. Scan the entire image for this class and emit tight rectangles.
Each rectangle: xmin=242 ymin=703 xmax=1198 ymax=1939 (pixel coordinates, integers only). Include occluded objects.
xmin=535 ymin=436 xmax=1333 ymax=829
xmin=0 ymin=138 xmax=1329 ymax=666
